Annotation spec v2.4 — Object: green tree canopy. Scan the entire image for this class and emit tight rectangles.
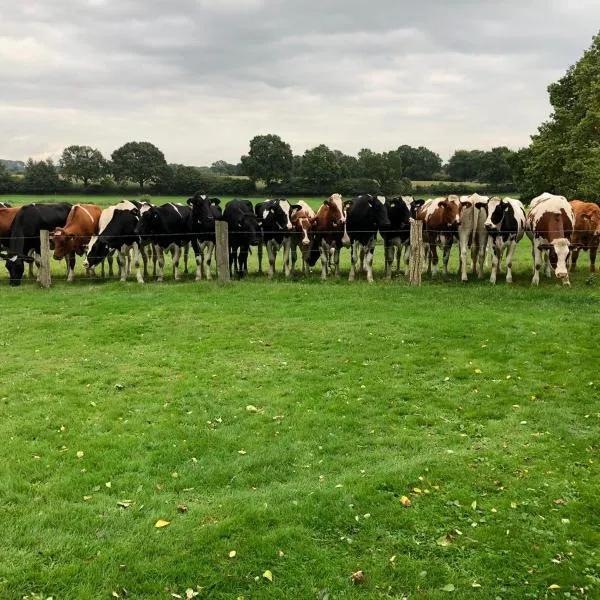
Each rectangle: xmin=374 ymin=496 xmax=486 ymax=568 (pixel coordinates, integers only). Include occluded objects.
xmin=300 ymin=144 xmax=341 ymax=188
xmin=23 ymin=158 xmax=60 ymax=193
xmin=240 ymin=134 xmax=293 ymax=186
xmin=111 ymin=141 xmax=167 ymax=192
xmin=519 ymin=32 xmax=600 ymax=199
xmin=358 ymin=148 xmax=403 ymax=192
xmin=59 ymin=145 xmax=106 ymax=187
xmin=397 ymin=145 xmax=443 ymax=180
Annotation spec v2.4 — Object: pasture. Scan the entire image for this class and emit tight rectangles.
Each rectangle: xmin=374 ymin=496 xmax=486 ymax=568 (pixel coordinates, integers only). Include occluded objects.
xmin=1 ymin=195 xmax=599 ymax=600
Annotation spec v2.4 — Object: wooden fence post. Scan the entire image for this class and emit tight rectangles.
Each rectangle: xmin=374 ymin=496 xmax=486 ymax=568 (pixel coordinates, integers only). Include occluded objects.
xmin=39 ymin=230 xmax=52 ymax=289
xmin=215 ymin=221 xmax=230 ymax=283
xmin=408 ymin=219 xmax=423 ymax=287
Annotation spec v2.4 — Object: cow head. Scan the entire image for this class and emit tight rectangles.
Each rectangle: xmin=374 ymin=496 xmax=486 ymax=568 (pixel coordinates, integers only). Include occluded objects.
xmin=325 ymin=193 xmax=346 ymax=226
xmin=368 ymin=195 xmax=392 ymax=229
xmin=261 ymin=200 xmax=290 ymax=232
xmin=135 ymin=205 xmax=160 ymax=237
xmin=438 ymin=196 xmax=461 ymax=228
xmin=51 ymin=227 xmax=73 ymax=260
xmin=1 ymin=252 xmax=34 ymax=286
xmin=538 ymin=238 xmax=572 ymax=280
xmin=484 ymin=197 xmax=504 ymax=231
xmin=188 ymin=193 xmax=216 ymax=231
xmin=83 ymin=237 xmax=109 ymax=269
xmin=290 ymin=206 xmax=314 ymax=247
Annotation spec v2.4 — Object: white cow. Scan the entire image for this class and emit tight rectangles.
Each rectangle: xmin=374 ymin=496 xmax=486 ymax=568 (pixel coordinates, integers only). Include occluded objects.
xmin=458 ymin=193 xmax=489 ymax=281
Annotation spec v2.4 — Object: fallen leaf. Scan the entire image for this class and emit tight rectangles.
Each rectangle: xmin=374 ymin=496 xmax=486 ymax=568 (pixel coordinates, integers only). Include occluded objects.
xmin=510 ymin=502 xmax=518 ymax=509
xmin=112 ymin=593 xmax=120 ymax=599
xmin=553 ymin=498 xmax=567 ymax=505
xmin=263 ymin=570 xmax=273 ymax=582
xmin=471 ymin=582 xmax=481 ymax=588
xmin=548 ymin=583 xmax=561 ymax=590
xmin=389 ymin=555 xmax=396 ymax=563
xmin=350 ymin=570 xmax=364 ymax=584
xmin=83 ymin=495 xmax=92 ymax=501
xmin=238 ymin=450 xmax=247 ymax=455
xmin=154 ymin=519 xmax=170 ymax=528
xmin=76 ymin=450 xmax=84 ymax=459
xmin=246 ymin=405 xmax=258 ymax=412
xmin=278 ymin=549 xmax=285 ymax=557
xmin=474 ymin=369 xmax=482 ymax=374
xmin=117 ymin=500 xmax=133 ymax=508
xmin=412 ymin=487 xmax=422 ymax=494
xmin=171 ymin=594 xmax=182 ymax=599
xmin=229 ymin=550 xmax=236 ymax=558
xmin=400 ymin=495 xmax=412 ymax=507
xmin=177 ymin=504 xmax=188 ymax=513
xmin=436 ymin=534 xmax=453 ymax=547
xmin=185 ymin=589 xmax=198 ymax=599
xmin=105 ymin=481 xmax=112 ymax=488
xmin=441 ymin=583 xmax=455 ymax=592
xmin=471 ymin=501 xmax=477 ymax=510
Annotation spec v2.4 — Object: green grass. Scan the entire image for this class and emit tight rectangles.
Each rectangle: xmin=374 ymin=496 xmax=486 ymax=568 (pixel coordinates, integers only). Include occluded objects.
xmin=1 ymin=195 xmax=599 ymax=599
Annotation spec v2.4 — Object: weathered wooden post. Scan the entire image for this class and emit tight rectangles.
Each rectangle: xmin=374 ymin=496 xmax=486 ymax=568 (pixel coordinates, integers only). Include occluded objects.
xmin=39 ymin=230 xmax=52 ymax=289
xmin=408 ymin=219 xmax=423 ymax=287
xmin=215 ymin=220 xmax=230 ymax=283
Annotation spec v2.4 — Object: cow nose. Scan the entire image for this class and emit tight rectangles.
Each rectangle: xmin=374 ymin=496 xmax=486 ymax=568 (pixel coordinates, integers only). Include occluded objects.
xmin=485 ymin=223 xmax=496 ymax=231
xmin=82 ymin=260 xmax=89 ymax=268
xmin=556 ymin=270 xmax=568 ymax=279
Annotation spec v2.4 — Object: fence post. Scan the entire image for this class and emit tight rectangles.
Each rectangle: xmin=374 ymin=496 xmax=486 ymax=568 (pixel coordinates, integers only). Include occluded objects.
xmin=408 ymin=219 xmax=423 ymax=287
xmin=39 ymin=230 xmax=52 ymax=289
xmin=215 ymin=221 xmax=230 ymax=283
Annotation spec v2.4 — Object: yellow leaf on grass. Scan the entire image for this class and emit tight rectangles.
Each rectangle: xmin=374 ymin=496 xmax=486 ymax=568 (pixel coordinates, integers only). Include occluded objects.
xmin=263 ymin=570 xmax=273 ymax=582
xmin=400 ymin=496 xmax=412 ymax=507
xmin=238 ymin=450 xmax=247 ymax=455
xmin=471 ymin=501 xmax=477 ymax=510
xmin=436 ymin=534 xmax=453 ymax=547
xmin=246 ymin=405 xmax=258 ymax=412
xmin=229 ymin=550 xmax=237 ymax=558
xmin=412 ymin=487 xmax=422 ymax=494
xmin=155 ymin=519 xmax=170 ymax=528
xmin=548 ymin=584 xmax=561 ymax=590
xmin=83 ymin=495 xmax=92 ymax=501
xmin=76 ymin=450 xmax=84 ymax=459
xmin=474 ymin=369 xmax=482 ymax=374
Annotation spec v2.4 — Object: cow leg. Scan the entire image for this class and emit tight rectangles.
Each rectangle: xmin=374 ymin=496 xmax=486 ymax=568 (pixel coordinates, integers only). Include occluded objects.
xmin=589 ymin=244 xmax=598 ymax=273
xmin=332 ymin=245 xmax=341 ymax=277
xmin=107 ymin=250 xmax=115 ymax=278
xmin=172 ymin=244 xmax=181 ymax=281
xmin=282 ymin=237 xmax=291 ymax=277
xmin=320 ymin=240 xmax=328 ymax=280
xmin=504 ymin=240 xmax=517 ymax=284
xmin=239 ymin=246 xmax=249 ymax=277
xmin=257 ymin=240 xmax=264 ymax=275
xmin=384 ymin=241 xmax=394 ymax=280
xmin=570 ymin=248 xmax=580 ymax=272
xmin=442 ymin=239 xmax=453 ymax=276
xmin=349 ymin=241 xmax=358 ymax=281
xmin=477 ymin=233 xmax=487 ymax=279
xmin=531 ymin=239 xmax=542 ymax=286
xmin=290 ymin=238 xmax=298 ymax=276
xmin=183 ymin=242 xmax=190 ymax=274
xmin=267 ymin=240 xmax=277 ymax=278
xmin=543 ymin=251 xmax=552 ymax=278
xmin=66 ymin=254 xmax=76 ymax=282
xmin=155 ymin=246 xmax=165 ymax=281
xmin=131 ymin=242 xmax=145 ymax=283
xmin=459 ymin=233 xmax=469 ymax=282
xmin=117 ymin=248 xmax=127 ymax=281
xmin=490 ymin=242 xmax=500 ymax=285
xmin=365 ymin=238 xmax=376 ymax=283
xmin=203 ymin=241 xmax=214 ymax=280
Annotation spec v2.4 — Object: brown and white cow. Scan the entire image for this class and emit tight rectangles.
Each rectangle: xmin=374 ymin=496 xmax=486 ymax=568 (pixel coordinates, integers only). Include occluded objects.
xmin=569 ymin=200 xmax=600 ymax=273
xmin=289 ymin=200 xmax=316 ymax=276
xmin=416 ymin=195 xmax=461 ymax=277
xmin=526 ymin=193 xmax=574 ymax=286
xmin=311 ymin=193 xmax=350 ymax=280
xmin=458 ymin=193 xmax=489 ymax=281
xmin=52 ymin=203 xmax=105 ymax=281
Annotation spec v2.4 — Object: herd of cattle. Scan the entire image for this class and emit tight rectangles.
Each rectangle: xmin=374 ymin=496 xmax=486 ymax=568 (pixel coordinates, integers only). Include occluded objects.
xmin=0 ymin=191 xmax=598 ymax=287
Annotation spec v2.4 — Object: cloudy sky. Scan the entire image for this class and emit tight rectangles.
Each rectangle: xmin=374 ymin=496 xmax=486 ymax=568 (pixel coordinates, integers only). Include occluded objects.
xmin=2 ymin=0 xmax=599 ymax=165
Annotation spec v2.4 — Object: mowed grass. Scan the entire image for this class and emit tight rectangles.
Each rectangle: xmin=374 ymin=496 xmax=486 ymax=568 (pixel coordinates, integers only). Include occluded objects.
xmin=1 ymin=194 xmax=600 ymax=599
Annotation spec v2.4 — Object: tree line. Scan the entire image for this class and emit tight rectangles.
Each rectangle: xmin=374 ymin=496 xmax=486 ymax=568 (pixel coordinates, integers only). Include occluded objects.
xmin=0 ymin=139 xmax=519 ymax=197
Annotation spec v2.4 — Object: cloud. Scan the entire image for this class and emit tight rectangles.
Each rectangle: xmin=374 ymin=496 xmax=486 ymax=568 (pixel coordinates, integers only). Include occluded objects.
xmin=1 ymin=0 xmax=599 ymax=164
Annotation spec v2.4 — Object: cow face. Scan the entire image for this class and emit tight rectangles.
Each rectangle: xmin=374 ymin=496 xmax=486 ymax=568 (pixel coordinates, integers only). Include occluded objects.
xmin=4 ymin=254 xmax=33 ymax=286
xmin=368 ymin=195 xmax=392 ymax=229
xmin=188 ymin=194 xmax=215 ymax=231
xmin=484 ymin=198 xmax=504 ymax=231
xmin=83 ymin=238 xmax=109 ymax=269
xmin=135 ymin=207 xmax=160 ymax=236
xmin=438 ymin=198 xmax=461 ymax=228
xmin=261 ymin=202 xmax=288 ymax=232
xmin=52 ymin=228 xmax=73 ymax=259
xmin=326 ymin=193 xmax=346 ymax=225
xmin=539 ymin=239 xmax=571 ymax=280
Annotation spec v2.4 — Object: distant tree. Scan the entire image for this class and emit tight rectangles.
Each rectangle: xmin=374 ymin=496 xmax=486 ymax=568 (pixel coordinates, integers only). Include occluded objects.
xmin=517 ymin=32 xmax=600 ymax=199
xmin=59 ymin=145 xmax=106 ymax=187
xmin=210 ymin=160 xmax=239 ymax=176
xmin=301 ymin=144 xmax=341 ymax=188
xmin=292 ymin=155 xmax=304 ymax=176
xmin=240 ymin=134 xmax=293 ymax=187
xmin=477 ymin=147 xmax=514 ymax=185
xmin=0 ymin=162 xmax=13 ymax=193
xmin=358 ymin=148 xmax=403 ymax=191
xmin=445 ymin=150 xmax=485 ymax=181
xmin=111 ymin=141 xmax=167 ymax=192
xmin=397 ymin=145 xmax=443 ymax=180
xmin=23 ymin=158 xmax=60 ymax=193
xmin=163 ymin=164 xmax=207 ymax=195
xmin=333 ymin=150 xmax=360 ymax=178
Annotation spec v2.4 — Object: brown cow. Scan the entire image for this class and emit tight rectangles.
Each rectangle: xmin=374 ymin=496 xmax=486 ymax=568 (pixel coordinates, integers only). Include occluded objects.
xmin=569 ymin=200 xmax=600 ymax=273
xmin=289 ymin=200 xmax=316 ymax=276
xmin=526 ymin=193 xmax=574 ymax=286
xmin=0 ymin=207 xmax=21 ymax=249
xmin=415 ymin=195 xmax=461 ymax=277
xmin=311 ymin=193 xmax=350 ymax=280
xmin=52 ymin=203 xmax=104 ymax=282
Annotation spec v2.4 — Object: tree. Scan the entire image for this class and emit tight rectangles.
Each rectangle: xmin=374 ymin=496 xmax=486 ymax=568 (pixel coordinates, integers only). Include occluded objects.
xmin=240 ymin=134 xmax=293 ymax=187
xmin=477 ymin=147 xmax=514 ymax=185
xmin=111 ymin=141 xmax=167 ymax=192
xmin=397 ymin=145 xmax=443 ymax=180
xmin=59 ymin=145 xmax=106 ymax=187
xmin=518 ymin=32 xmax=600 ymax=199
xmin=210 ymin=160 xmax=239 ymax=176
xmin=358 ymin=148 xmax=403 ymax=191
xmin=23 ymin=158 xmax=60 ymax=193
xmin=0 ymin=162 xmax=13 ymax=193
xmin=445 ymin=150 xmax=485 ymax=181
xmin=301 ymin=144 xmax=341 ymax=188
xmin=333 ymin=150 xmax=360 ymax=178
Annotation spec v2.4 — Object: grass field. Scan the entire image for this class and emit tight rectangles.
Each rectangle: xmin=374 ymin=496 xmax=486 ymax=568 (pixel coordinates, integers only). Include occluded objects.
xmin=1 ymin=194 xmax=600 ymax=599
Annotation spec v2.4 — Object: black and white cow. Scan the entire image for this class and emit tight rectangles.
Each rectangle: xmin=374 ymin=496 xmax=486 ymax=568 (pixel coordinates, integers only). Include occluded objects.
xmin=135 ymin=202 xmax=192 ymax=281
xmin=380 ymin=196 xmax=425 ymax=278
xmin=255 ymin=198 xmax=293 ymax=277
xmin=476 ymin=196 xmax=526 ymax=284
xmin=222 ymin=199 xmax=260 ymax=277
xmin=187 ymin=192 xmax=222 ymax=280
xmin=0 ymin=202 xmax=72 ymax=286
xmin=83 ymin=201 xmax=148 ymax=283
xmin=346 ymin=194 xmax=391 ymax=282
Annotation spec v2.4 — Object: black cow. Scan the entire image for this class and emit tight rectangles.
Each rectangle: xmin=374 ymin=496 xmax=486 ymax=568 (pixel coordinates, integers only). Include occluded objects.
xmin=0 ymin=202 xmax=72 ymax=286
xmin=83 ymin=201 xmax=148 ymax=283
xmin=187 ymin=192 xmax=222 ymax=280
xmin=222 ymin=199 xmax=260 ymax=277
xmin=346 ymin=194 xmax=391 ymax=282
xmin=255 ymin=198 xmax=294 ymax=277
xmin=135 ymin=203 xmax=192 ymax=281
xmin=380 ymin=196 xmax=425 ymax=278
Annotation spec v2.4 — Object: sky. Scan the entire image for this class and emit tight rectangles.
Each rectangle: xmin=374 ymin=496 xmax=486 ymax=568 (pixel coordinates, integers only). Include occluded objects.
xmin=2 ymin=0 xmax=599 ymax=165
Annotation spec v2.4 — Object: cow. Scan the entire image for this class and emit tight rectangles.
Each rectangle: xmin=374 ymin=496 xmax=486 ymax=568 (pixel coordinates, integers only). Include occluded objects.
xmin=51 ymin=203 xmax=105 ymax=282
xmin=415 ymin=196 xmax=461 ymax=277
xmin=222 ymin=199 xmax=260 ymax=277
xmin=0 ymin=206 xmax=20 ymax=249
xmin=569 ymin=200 xmax=600 ymax=273
xmin=345 ymin=194 xmax=391 ymax=282
xmin=83 ymin=201 xmax=148 ymax=283
xmin=135 ymin=202 xmax=192 ymax=281
xmin=310 ymin=193 xmax=350 ymax=280
xmin=476 ymin=196 xmax=526 ymax=284
xmin=255 ymin=198 xmax=293 ymax=278
xmin=0 ymin=202 xmax=72 ymax=286
xmin=457 ymin=193 xmax=489 ymax=281
xmin=187 ymin=192 xmax=222 ymax=280
xmin=289 ymin=201 xmax=316 ymax=276
xmin=526 ymin=193 xmax=574 ymax=286
xmin=380 ymin=196 xmax=425 ymax=279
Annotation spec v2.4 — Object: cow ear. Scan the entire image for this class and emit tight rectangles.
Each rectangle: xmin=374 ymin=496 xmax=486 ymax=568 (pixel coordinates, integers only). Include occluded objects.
xmin=290 ymin=204 xmax=302 ymax=216
xmin=461 ymin=201 xmax=473 ymax=209
xmin=187 ymin=197 xmax=194 ymax=206
xmin=581 ymin=213 xmax=591 ymax=221
xmin=211 ymin=198 xmax=221 ymax=206
xmin=413 ymin=199 xmax=426 ymax=207
xmin=438 ymin=201 xmax=449 ymax=209
xmin=343 ymin=200 xmax=353 ymax=211
xmin=538 ymin=243 xmax=551 ymax=251
xmin=474 ymin=202 xmax=486 ymax=210
xmin=323 ymin=198 xmax=330 ymax=205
